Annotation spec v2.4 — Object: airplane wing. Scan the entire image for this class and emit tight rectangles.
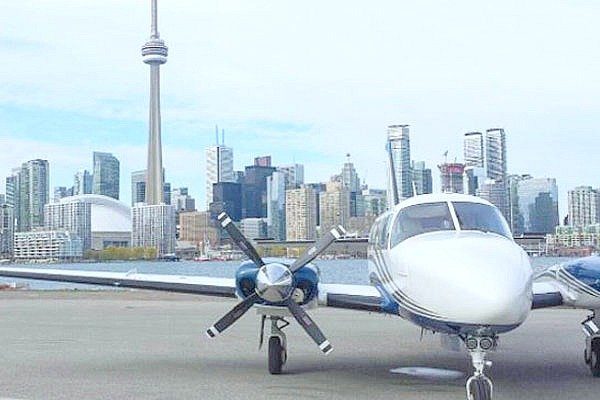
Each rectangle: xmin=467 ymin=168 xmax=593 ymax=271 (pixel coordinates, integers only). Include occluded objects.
xmin=0 ymin=266 xmax=237 ymax=298
xmin=0 ymin=266 xmax=386 ymax=313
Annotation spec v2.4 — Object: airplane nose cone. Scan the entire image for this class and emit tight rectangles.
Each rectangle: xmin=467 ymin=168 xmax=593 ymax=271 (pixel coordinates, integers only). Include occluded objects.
xmin=395 ymin=231 xmax=532 ymax=327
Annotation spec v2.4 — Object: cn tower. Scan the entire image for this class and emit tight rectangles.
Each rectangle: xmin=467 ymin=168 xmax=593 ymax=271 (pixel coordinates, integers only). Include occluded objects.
xmin=141 ymin=0 xmax=168 ymax=205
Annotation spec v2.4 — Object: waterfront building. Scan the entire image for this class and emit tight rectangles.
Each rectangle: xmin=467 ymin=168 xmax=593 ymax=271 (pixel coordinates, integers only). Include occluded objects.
xmin=464 ymin=132 xmax=485 ymax=168
xmin=485 ymin=128 xmax=507 ymax=182
xmin=411 ymin=161 xmax=433 ymax=195
xmin=438 ymin=163 xmax=465 ymax=194
xmin=206 ymin=144 xmax=234 ymax=207
xmin=464 ymin=166 xmax=487 ymax=196
xmin=266 ymin=171 xmax=286 ymax=240
xmin=44 ymin=195 xmax=131 ymax=251
xmin=132 ymin=204 xmax=176 ymax=256
xmin=278 ymin=164 xmax=305 ymax=189
xmin=210 ymin=182 xmax=242 ymax=221
xmin=73 ymin=170 xmax=93 ymax=196
xmin=286 ymin=186 xmax=317 ymax=241
xmin=516 ymin=178 xmax=559 ymax=234
xmin=387 ymin=124 xmax=412 ymax=201
xmin=568 ymin=186 xmax=600 ymax=227
xmin=240 ymin=218 xmax=268 ymax=240
xmin=319 ymin=180 xmax=350 ymax=232
xmin=362 ymin=188 xmax=387 ymax=217
xmin=92 ymin=152 xmax=120 ymax=200
xmin=477 ymin=179 xmax=510 ymax=222
xmin=243 ymin=163 xmax=275 ymax=218
xmin=179 ymin=211 xmax=219 ymax=248
xmin=44 ymin=199 xmax=92 ymax=251
xmin=171 ymin=187 xmax=195 ymax=213
xmin=13 ymin=230 xmax=83 ymax=261
xmin=18 ymin=159 xmax=50 ymax=231
xmin=0 ymin=204 xmax=14 ymax=257
xmin=547 ymin=224 xmax=600 ymax=253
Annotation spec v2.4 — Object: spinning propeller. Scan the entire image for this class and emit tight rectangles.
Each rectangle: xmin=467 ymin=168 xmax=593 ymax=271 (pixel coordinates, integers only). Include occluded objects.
xmin=206 ymin=212 xmax=345 ymax=354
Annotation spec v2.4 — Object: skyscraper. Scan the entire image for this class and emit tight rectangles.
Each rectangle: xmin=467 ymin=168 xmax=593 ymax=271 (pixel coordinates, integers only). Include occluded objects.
xmin=485 ymin=128 xmax=507 ymax=182
xmin=464 ymin=132 xmax=485 ymax=168
xmin=131 ymin=170 xmax=147 ymax=205
xmin=387 ymin=125 xmax=412 ymax=202
xmin=18 ymin=159 xmax=50 ymax=231
xmin=477 ymin=180 xmax=510 ymax=222
xmin=93 ymin=152 xmax=120 ymax=200
xmin=438 ymin=163 xmax=465 ymax=194
xmin=0 ymin=203 xmax=14 ymax=257
xmin=172 ymin=187 xmax=196 ymax=213
xmin=517 ymin=178 xmax=559 ymax=234
xmin=210 ymin=182 xmax=242 ymax=222
xmin=278 ymin=164 xmax=305 ymax=189
xmin=73 ymin=170 xmax=93 ymax=196
xmin=286 ymin=186 xmax=317 ymax=241
xmin=243 ymin=163 xmax=275 ymax=218
xmin=132 ymin=205 xmax=176 ymax=255
xmin=5 ymin=169 xmax=20 ymax=231
xmin=206 ymin=144 xmax=234 ymax=207
xmin=319 ymin=180 xmax=351 ymax=232
xmin=568 ymin=186 xmax=600 ymax=227
xmin=142 ymin=0 xmax=168 ymax=205
xmin=411 ymin=161 xmax=433 ymax=195
xmin=266 ymin=170 xmax=286 ymax=240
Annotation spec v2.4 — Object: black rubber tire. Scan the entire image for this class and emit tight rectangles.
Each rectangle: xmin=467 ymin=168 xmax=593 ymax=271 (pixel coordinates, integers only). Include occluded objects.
xmin=591 ymin=349 xmax=600 ymax=377
xmin=268 ymin=336 xmax=284 ymax=375
xmin=468 ymin=377 xmax=492 ymax=400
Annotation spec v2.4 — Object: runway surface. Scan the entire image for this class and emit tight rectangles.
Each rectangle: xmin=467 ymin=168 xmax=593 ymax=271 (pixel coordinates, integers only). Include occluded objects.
xmin=1 ymin=290 xmax=599 ymax=399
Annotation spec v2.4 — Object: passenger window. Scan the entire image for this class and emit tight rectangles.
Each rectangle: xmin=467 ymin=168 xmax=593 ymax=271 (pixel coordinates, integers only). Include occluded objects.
xmin=390 ymin=202 xmax=454 ymax=246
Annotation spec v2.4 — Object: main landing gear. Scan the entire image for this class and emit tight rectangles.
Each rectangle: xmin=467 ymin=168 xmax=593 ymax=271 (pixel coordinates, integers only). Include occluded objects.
xmin=464 ymin=336 xmax=496 ymax=400
xmin=582 ymin=312 xmax=600 ymax=377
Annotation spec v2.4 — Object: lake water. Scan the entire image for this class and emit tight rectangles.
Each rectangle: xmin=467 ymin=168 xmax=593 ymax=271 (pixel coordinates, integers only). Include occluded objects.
xmin=0 ymin=256 xmax=573 ymax=291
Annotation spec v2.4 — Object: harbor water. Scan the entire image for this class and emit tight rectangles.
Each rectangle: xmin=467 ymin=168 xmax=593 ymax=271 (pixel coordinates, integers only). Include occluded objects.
xmin=0 ymin=257 xmax=572 ymax=291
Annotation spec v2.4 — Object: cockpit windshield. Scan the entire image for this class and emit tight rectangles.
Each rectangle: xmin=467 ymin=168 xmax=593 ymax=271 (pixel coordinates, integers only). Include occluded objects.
xmin=452 ymin=202 xmax=512 ymax=239
xmin=390 ymin=202 xmax=454 ymax=246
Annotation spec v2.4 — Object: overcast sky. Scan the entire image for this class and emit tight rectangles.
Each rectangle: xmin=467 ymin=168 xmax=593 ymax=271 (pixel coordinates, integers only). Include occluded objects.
xmin=1 ymin=0 xmax=599 ymax=217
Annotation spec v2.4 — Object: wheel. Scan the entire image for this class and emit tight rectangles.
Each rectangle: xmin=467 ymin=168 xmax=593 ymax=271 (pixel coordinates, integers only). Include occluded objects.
xmin=467 ymin=377 xmax=492 ymax=400
xmin=268 ymin=336 xmax=284 ymax=375
xmin=590 ymin=348 xmax=600 ymax=377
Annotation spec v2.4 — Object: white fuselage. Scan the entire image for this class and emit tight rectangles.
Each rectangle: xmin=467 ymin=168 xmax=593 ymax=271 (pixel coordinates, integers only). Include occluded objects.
xmin=367 ymin=194 xmax=533 ymax=335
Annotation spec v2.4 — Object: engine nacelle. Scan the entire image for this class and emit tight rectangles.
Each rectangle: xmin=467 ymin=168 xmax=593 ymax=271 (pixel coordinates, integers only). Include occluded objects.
xmin=555 ymin=256 xmax=600 ymax=309
xmin=235 ymin=260 xmax=319 ymax=306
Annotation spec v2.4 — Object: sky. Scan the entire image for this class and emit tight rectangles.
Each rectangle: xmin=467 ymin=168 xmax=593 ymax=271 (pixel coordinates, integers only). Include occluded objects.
xmin=1 ymin=0 xmax=599 ymax=218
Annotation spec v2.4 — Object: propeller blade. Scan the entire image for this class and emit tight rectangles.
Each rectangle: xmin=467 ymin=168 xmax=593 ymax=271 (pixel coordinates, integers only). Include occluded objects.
xmin=217 ymin=212 xmax=265 ymax=267
xmin=289 ymin=225 xmax=346 ymax=273
xmin=206 ymin=293 xmax=260 ymax=338
xmin=287 ymin=299 xmax=333 ymax=355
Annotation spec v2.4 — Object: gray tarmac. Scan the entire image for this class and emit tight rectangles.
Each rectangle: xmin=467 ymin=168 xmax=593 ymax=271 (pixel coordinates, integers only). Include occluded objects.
xmin=0 ymin=290 xmax=599 ymax=400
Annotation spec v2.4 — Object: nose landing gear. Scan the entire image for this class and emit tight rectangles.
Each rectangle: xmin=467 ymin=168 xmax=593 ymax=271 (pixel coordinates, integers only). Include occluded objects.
xmin=465 ymin=336 xmax=496 ymax=400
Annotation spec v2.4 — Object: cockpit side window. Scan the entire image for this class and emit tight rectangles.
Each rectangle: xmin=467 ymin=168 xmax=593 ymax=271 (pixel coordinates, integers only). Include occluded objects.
xmin=377 ymin=213 xmax=393 ymax=248
xmin=390 ymin=202 xmax=454 ymax=247
xmin=452 ymin=202 xmax=512 ymax=238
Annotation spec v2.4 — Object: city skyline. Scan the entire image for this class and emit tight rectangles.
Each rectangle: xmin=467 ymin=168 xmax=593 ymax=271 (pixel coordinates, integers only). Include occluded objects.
xmin=2 ymin=1 xmax=600 ymax=218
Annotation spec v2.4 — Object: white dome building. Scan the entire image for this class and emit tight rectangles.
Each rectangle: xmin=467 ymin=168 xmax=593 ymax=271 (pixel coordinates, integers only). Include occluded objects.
xmin=58 ymin=195 xmax=131 ymax=250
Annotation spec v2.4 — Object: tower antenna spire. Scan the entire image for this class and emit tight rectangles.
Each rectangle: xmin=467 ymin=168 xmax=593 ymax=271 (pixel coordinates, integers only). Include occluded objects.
xmin=151 ymin=0 xmax=159 ymax=38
